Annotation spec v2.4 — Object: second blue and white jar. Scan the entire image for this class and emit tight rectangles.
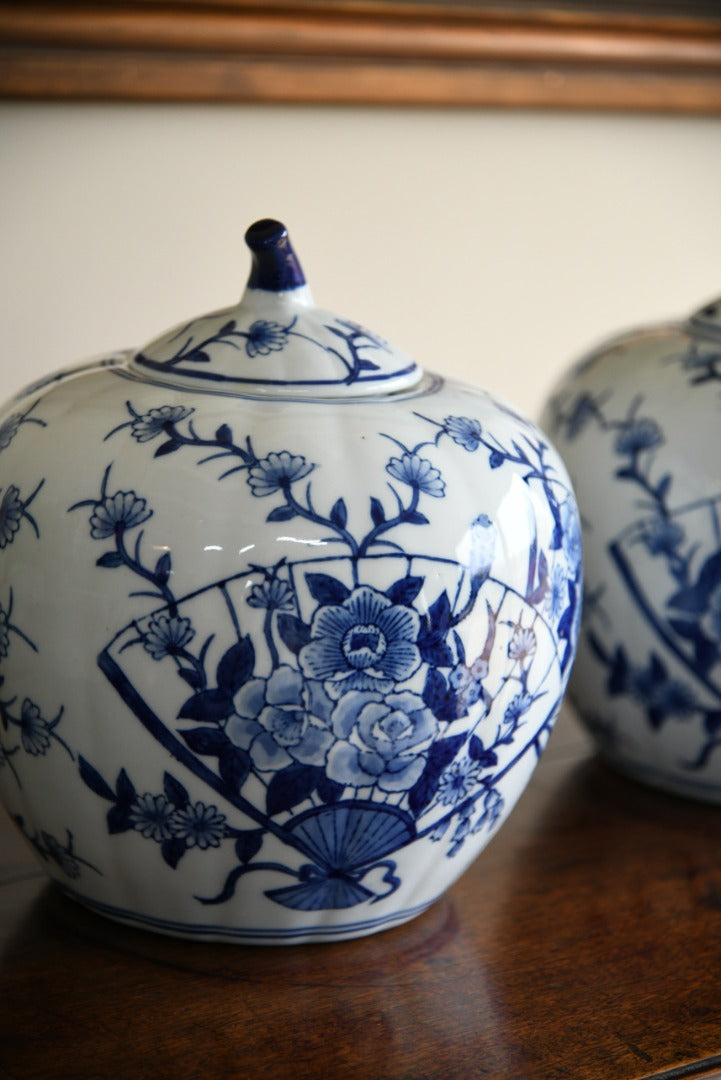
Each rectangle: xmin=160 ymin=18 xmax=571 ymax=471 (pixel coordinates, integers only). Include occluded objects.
xmin=542 ymin=293 xmax=721 ymax=802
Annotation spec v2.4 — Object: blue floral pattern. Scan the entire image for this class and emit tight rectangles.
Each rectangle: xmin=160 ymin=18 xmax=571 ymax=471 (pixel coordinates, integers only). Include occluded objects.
xmin=134 ymin=313 xmax=404 ymax=388
xmin=54 ymin=399 xmax=580 ymax=918
xmin=13 ymin=815 xmax=99 ymax=880
xmin=547 ymin=377 xmax=721 ymax=774
xmin=299 ymin=586 xmax=421 ymax=696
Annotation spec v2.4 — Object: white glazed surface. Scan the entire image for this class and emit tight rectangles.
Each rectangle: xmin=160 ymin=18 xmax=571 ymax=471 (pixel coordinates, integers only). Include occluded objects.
xmin=542 ymin=316 xmax=721 ymax=802
xmin=0 ymin=243 xmax=580 ymax=943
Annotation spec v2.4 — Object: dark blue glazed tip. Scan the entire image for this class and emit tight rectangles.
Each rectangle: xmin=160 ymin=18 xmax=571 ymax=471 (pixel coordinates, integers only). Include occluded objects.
xmin=245 ymin=218 xmax=307 ymax=292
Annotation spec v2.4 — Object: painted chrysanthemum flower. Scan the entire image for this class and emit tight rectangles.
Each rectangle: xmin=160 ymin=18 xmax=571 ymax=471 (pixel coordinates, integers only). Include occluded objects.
xmin=443 ymin=415 xmax=483 ymax=452
xmin=245 ymin=320 xmax=290 ymax=358
xmin=386 ymin=453 xmax=445 ymax=498
xmin=247 ymin=578 xmax=295 ymax=612
xmin=142 ymin=614 xmax=195 ymax=660
xmin=19 ymin=699 xmax=51 ymax=756
xmin=0 ymin=485 xmax=24 ymax=548
xmin=247 ymin=452 xmax=314 ymax=497
xmin=614 ymin=417 xmax=663 ymax=456
xmin=437 ymin=757 xmax=483 ymax=806
xmin=170 ymin=801 xmax=227 ymax=849
xmin=129 ymin=793 xmax=176 ymax=842
xmin=89 ymin=491 xmax=152 ymax=538
xmin=326 ymin=688 xmax=437 ymax=793
xmin=299 ymin=585 xmax=421 ymax=697
xmin=508 ymin=625 xmax=537 ymax=663
xmin=227 ymin=665 xmax=334 ymax=771
xmin=131 ymin=405 xmax=193 ymax=442
xmin=503 ymin=691 xmax=534 ymax=726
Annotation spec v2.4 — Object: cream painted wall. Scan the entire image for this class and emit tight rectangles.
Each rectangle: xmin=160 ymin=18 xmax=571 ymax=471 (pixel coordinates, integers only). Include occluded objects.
xmin=2 ymin=103 xmax=721 ymax=421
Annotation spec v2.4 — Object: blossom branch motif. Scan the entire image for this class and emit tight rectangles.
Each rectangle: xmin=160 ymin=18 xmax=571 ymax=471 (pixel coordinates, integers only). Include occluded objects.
xmin=13 ymin=816 xmax=100 ymax=879
xmin=73 ymin=403 xmax=569 ymax=912
xmin=133 ymin=314 xmax=392 ymax=385
xmin=0 ymin=694 xmax=73 ymax=763
xmin=107 ymin=402 xmax=260 ymax=482
xmin=68 ymin=465 xmax=220 ymax=693
xmin=135 ymin=316 xmax=299 ymax=369
xmin=77 ymin=761 xmax=234 ymax=870
xmin=0 ymin=479 xmax=44 ymax=549
xmin=0 ymin=588 xmax=37 ymax=666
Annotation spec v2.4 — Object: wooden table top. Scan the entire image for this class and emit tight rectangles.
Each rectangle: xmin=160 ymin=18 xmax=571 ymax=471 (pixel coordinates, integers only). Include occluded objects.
xmin=3 ymin=707 xmax=721 ymax=1080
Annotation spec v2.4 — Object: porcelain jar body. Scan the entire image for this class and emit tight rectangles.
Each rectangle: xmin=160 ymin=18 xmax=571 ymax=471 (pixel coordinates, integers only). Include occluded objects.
xmin=0 ymin=223 xmax=581 ymax=943
xmin=542 ymin=300 xmax=721 ymax=802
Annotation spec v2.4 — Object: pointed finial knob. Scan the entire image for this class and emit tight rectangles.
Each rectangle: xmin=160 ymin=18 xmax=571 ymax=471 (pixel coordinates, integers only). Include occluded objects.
xmin=244 ymin=219 xmax=307 ymax=292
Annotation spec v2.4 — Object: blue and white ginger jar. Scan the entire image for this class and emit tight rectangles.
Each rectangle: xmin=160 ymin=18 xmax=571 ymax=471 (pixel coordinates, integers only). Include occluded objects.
xmin=542 ymin=294 xmax=721 ymax=802
xmin=0 ymin=219 xmax=581 ymax=943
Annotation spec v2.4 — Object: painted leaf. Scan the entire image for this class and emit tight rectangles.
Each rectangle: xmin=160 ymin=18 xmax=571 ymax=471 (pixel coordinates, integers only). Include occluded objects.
xmin=163 ymin=772 xmax=190 ymax=809
xmin=408 ymin=769 xmax=438 ymax=817
xmin=78 ymin=756 xmax=115 ymax=802
xmin=306 ymin=573 xmax=351 ymax=605
xmin=267 ymin=505 xmax=297 ymax=523
xmin=422 ymin=668 xmax=458 ymax=722
xmin=468 ymin=735 xmax=497 ymax=767
xmin=115 ymin=768 xmax=136 ymax=806
xmin=316 ymin=774 xmax=344 ymax=805
xmin=330 ymin=498 xmax=348 ymax=529
xmin=154 ymin=551 xmax=172 ymax=585
xmin=428 ymin=591 xmax=452 ymax=634
xmin=96 ymin=551 xmax=123 ymax=569
xmin=386 ymin=576 xmax=424 ymax=606
xmin=107 ymin=803 xmax=134 ymax=835
xmin=154 ymin=439 xmax=182 ymax=458
xmin=235 ymin=829 xmax=264 ymax=864
xmin=161 ymin=836 xmax=188 ymax=869
xmin=427 ymin=734 xmax=467 ymax=771
xmin=266 ymin=763 xmax=320 ymax=817
xmin=370 ymin=496 xmax=386 ymax=526
xmin=219 ymin=746 xmax=252 ymax=793
xmin=181 ymin=726 xmax=230 ymax=756
xmin=178 ymin=688 xmax=233 ymax=722
xmin=216 ymin=636 xmax=255 ymax=695
xmin=277 ymin=614 xmax=312 ymax=654
xmin=178 ymin=667 xmax=204 ymax=690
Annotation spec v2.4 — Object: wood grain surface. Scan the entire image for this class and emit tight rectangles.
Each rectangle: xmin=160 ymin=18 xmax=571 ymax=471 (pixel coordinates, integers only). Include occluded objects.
xmin=3 ymin=707 xmax=721 ymax=1079
xmin=0 ymin=1 xmax=720 ymax=111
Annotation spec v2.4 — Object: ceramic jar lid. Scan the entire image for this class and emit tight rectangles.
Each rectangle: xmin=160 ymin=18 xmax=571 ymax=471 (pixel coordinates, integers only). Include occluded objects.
xmin=131 ymin=218 xmax=423 ymax=398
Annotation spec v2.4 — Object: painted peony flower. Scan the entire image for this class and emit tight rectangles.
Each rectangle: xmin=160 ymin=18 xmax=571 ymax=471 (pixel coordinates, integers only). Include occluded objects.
xmin=299 ymin=585 xmax=421 ymax=697
xmin=326 ymin=688 xmax=437 ymax=793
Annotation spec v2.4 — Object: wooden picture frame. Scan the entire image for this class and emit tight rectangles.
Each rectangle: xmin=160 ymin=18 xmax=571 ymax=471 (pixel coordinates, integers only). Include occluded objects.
xmin=1 ymin=1 xmax=721 ymax=112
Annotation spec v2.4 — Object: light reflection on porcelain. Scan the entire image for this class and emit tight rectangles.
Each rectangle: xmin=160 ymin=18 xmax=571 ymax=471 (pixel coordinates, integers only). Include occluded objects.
xmin=542 ymin=295 xmax=721 ymax=803
xmin=0 ymin=219 xmax=581 ymax=943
